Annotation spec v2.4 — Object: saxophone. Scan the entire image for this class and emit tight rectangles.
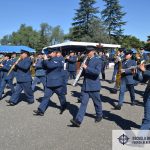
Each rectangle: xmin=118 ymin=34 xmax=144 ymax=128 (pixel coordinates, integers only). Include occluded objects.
xmin=115 ymin=58 xmax=122 ymax=89
xmin=114 ymin=48 xmax=122 ymax=89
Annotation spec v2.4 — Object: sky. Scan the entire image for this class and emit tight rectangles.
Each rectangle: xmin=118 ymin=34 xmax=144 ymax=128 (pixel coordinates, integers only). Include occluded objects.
xmin=0 ymin=0 xmax=150 ymax=42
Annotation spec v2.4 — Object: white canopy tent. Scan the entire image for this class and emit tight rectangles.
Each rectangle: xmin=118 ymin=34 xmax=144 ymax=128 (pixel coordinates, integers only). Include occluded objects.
xmin=43 ymin=41 xmax=121 ymax=68
xmin=43 ymin=41 xmax=121 ymax=49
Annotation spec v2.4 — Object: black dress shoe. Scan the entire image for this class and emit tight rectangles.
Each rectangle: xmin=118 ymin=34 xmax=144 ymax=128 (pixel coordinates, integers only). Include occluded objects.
xmin=109 ymin=80 xmax=115 ymax=84
xmin=60 ymin=104 xmax=67 ymax=114
xmin=114 ymin=105 xmax=121 ymax=110
xmin=131 ymin=101 xmax=137 ymax=106
xmin=33 ymin=110 xmax=44 ymax=116
xmin=70 ymin=119 xmax=81 ymax=127
xmin=9 ymin=102 xmax=16 ymax=106
xmin=28 ymin=101 xmax=34 ymax=105
xmin=110 ymin=89 xmax=117 ymax=94
xmin=6 ymin=100 xmax=15 ymax=106
xmin=77 ymin=99 xmax=81 ymax=103
xmin=5 ymin=100 xmax=11 ymax=104
xmin=95 ymin=116 xmax=103 ymax=123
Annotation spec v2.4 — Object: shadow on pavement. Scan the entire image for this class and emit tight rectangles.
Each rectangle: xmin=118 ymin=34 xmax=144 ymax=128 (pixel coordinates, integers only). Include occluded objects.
xmin=101 ymin=95 xmax=132 ymax=107
xmin=103 ymin=110 xmax=140 ymax=130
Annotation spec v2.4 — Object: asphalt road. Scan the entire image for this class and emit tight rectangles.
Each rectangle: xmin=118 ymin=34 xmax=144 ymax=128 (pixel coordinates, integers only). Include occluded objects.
xmin=0 ymin=68 xmax=146 ymax=150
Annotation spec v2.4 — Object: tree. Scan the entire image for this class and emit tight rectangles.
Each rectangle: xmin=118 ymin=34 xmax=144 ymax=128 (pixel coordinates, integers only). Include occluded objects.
xmin=144 ymin=43 xmax=150 ymax=51
xmin=11 ymin=24 xmax=40 ymax=49
xmin=38 ymin=23 xmax=65 ymax=50
xmin=101 ymin=0 xmax=126 ymax=43
xmin=50 ymin=26 xmax=65 ymax=45
xmin=0 ymin=35 xmax=12 ymax=45
xmin=71 ymin=0 xmax=100 ymax=41
xmin=147 ymin=35 xmax=150 ymax=42
xmin=121 ymin=35 xmax=145 ymax=49
xmin=37 ymin=23 xmax=52 ymax=50
xmin=0 ymin=23 xmax=66 ymax=51
xmin=80 ymin=19 xmax=110 ymax=43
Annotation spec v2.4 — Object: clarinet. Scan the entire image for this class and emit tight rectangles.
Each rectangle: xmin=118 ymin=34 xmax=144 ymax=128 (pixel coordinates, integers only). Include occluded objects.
xmin=72 ymin=56 xmax=88 ymax=86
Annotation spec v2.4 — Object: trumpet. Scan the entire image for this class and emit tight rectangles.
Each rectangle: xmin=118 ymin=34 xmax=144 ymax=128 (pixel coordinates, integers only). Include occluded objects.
xmin=72 ymin=56 xmax=88 ymax=86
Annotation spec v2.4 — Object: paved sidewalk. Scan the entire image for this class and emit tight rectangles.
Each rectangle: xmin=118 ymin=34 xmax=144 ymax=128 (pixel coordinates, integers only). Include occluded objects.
xmin=0 ymin=69 xmax=145 ymax=150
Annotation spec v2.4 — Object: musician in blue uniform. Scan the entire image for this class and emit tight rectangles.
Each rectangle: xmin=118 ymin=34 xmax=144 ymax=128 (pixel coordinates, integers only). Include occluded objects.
xmin=32 ymin=52 xmax=46 ymax=91
xmin=110 ymin=48 xmax=124 ymax=83
xmin=114 ymin=50 xmax=137 ymax=110
xmin=140 ymin=47 xmax=149 ymax=62
xmin=10 ymin=52 xmax=18 ymax=86
xmin=135 ymin=64 xmax=150 ymax=129
xmin=0 ymin=54 xmax=14 ymax=100
xmin=0 ymin=55 xmax=4 ymax=87
xmin=11 ymin=52 xmax=18 ymax=70
xmin=6 ymin=50 xmax=34 ymax=105
xmin=70 ymin=46 xmax=103 ymax=127
xmin=101 ymin=52 xmax=108 ymax=80
xmin=66 ymin=51 xmax=77 ymax=80
xmin=56 ymin=50 xmax=68 ymax=95
xmin=11 ymin=52 xmax=18 ymax=64
xmin=33 ymin=49 xmax=67 ymax=116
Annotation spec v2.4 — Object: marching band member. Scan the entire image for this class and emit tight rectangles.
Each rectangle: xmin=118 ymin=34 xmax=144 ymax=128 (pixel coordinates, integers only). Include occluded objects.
xmin=114 ymin=50 xmax=137 ymax=110
xmin=0 ymin=54 xmax=14 ymax=100
xmin=6 ymin=50 xmax=34 ymax=105
xmin=137 ymin=63 xmax=150 ymax=129
xmin=140 ymin=47 xmax=149 ymax=62
xmin=70 ymin=46 xmax=103 ymax=127
xmin=11 ymin=52 xmax=18 ymax=83
xmin=110 ymin=48 xmax=124 ymax=84
xmin=66 ymin=51 xmax=77 ymax=80
xmin=31 ymin=52 xmax=46 ymax=91
xmin=101 ymin=51 xmax=109 ymax=80
xmin=56 ymin=50 xmax=68 ymax=95
xmin=33 ymin=49 xmax=67 ymax=116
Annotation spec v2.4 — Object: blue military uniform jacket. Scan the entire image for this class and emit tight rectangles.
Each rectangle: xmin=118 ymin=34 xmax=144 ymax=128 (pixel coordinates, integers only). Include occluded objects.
xmin=141 ymin=52 xmax=149 ymax=62
xmin=101 ymin=55 xmax=107 ymax=71
xmin=11 ymin=57 xmax=18 ymax=78
xmin=11 ymin=58 xmax=18 ymax=64
xmin=35 ymin=58 xmax=46 ymax=77
xmin=121 ymin=59 xmax=136 ymax=84
xmin=137 ymin=69 xmax=150 ymax=94
xmin=67 ymin=56 xmax=77 ymax=72
xmin=114 ymin=54 xmax=124 ymax=70
xmin=1 ymin=60 xmax=13 ymax=80
xmin=57 ymin=56 xmax=66 ymax=77
xmin=143 ymin=70 xmax=150 ymax=86
xmin=43 ymin=57 xmax=63 ymax=88
xmin=82 ymin=56 xmax=102 ymax=92
xmin=15 ymin=57 xmax=32 ymax=83
xmin=143 ymin=70 xmax=150 ymax=79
